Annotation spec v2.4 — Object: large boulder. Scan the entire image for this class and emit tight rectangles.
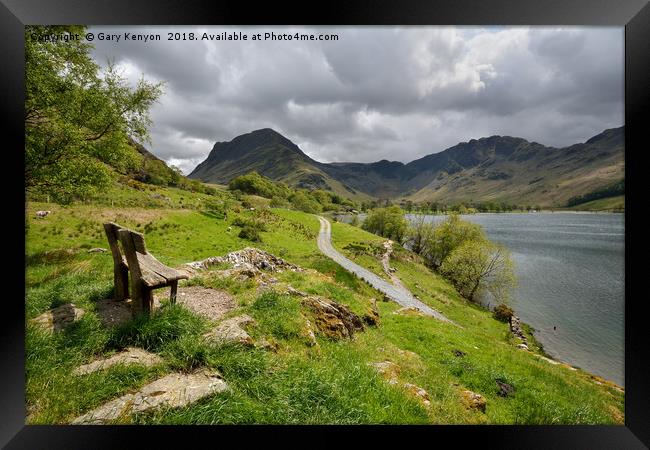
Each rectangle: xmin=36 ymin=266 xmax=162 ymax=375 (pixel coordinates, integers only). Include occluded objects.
xmin=301 ymin=296 xmax=365 ymax=340
xmin=71 ymin=370 xmax=228 ymax=424
xmin=203 ymin=315 xmax=256 ymax=346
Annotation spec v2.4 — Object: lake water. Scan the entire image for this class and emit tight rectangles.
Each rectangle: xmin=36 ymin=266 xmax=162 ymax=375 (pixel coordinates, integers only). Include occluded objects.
xmin=341 ymin=212 xmax=625 ymax=385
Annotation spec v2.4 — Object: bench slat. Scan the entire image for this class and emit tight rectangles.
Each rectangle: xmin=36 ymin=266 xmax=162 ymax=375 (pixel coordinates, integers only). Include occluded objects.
xmin=137 ymin=253 xmax=188 ymax=287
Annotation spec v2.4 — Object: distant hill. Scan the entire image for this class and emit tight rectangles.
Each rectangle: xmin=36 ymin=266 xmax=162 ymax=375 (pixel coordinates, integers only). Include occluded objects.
xmin=188 ymin=126 xmax=624 ymax=207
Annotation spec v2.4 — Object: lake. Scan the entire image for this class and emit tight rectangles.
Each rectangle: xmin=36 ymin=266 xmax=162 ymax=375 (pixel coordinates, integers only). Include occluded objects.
xmin=341 ymin=212 xmax=625 ymax=386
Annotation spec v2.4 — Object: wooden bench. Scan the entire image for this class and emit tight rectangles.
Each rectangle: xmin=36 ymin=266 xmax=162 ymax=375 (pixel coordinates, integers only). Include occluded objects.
xmin=103 ymin=222 xmax=188 ymax=315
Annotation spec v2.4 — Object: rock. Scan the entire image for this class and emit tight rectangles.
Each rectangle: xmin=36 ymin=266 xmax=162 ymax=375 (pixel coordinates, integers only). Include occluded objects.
xmin=403 ymin=383 xmax=431 ymax=407
xmin=453 ymin=349 xmax=466 ymax=357
xmin=393 ymin=306 xmax=426 ymax=317
xmin=382 ymin=294 xmax=391 ymax=302
xmin=35 ymin=210 xmax=51 ymax=218
xmin=31 ymin=303 xmax=85 ymax=332
xmin=303 ymin=319 xmax=318 ymax=347
xmin=509 ymin=315 xmax=528 ymax=345
xmin=186 ymin=248 xmax=302 ymax=273
xmin=255 ymin=337 xmax=279 ymax=352
xmin=496 ymin=380 xmax=515 ymax=397
xmin=285 ymin=286 xmax=308 ymax=297
xmin=461 ymin=390 xmax=486 ymax=413
xmin=389 ymin=267 xmax=397 ymax=273
xmin=395 ymin=348 xmax=420 ymax=360
xmin=203 ymin=315 xmax=256 ymax=346
xmin=73 ymin=347 xmax=163 ymax=376
xmin=362 ymin=298 xmax=380 ymax=326
xmin=301 ymin=296 xmax=365 ymax=340
xmin=71 ymin=370 xmax=228 ymax=424
xmin=87 ymin=248 xmax=108 ymax=253
xmin=517 ymin=343 xmax=529 ymax=350
xmin=370 ymin=360 xmax=400 ymax=382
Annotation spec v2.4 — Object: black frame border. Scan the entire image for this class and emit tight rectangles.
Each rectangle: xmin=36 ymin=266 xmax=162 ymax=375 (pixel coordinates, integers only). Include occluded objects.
xmin=2 ymin=0 xmax=648 ymax=448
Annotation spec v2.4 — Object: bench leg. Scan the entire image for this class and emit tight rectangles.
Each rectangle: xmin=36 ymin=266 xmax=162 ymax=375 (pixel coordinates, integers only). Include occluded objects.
xmin=130 ymin=282 xmax=153 ymax=317
xmin=114 ymin=264 xmax=129 ymax=301
xmin=170 ymin=281 xmax=178 ymax=305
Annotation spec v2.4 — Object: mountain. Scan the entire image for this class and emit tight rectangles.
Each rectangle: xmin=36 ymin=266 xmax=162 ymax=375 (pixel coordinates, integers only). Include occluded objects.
xmin=188 ymin=127 xmax=624 ymax=207
xmin=188 ymin=128 xmax=370 ymax=199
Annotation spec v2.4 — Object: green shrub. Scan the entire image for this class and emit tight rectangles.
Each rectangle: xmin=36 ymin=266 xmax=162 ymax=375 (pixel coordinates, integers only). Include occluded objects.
xmin=493 ymin=303 xmax=514 ymax=322
xmin=239 ymin=225 xmax=262 ymax=242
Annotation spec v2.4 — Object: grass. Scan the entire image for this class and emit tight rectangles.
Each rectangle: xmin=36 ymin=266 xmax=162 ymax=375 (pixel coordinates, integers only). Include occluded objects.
xmin=25 ymin=183 xmax=624 ymax=424
xmin=564 ymin=195 xmax=624 ymax=212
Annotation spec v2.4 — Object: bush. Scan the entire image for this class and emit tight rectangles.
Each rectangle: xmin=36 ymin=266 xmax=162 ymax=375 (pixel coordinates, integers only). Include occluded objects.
xmin=239 ymin=225 xmax=262 ymax=242
xmin=290 ymin=191 xmax=322 ymax=214
xmin=362 ymin=206 xmax=407 ymax=242
xmin=440 ymin=240 xmax=516 ymax=303
xmin=493 ymin=303 xmax=514 ymax=323
xmin=228 ymin=172 xmax=290 ymax=199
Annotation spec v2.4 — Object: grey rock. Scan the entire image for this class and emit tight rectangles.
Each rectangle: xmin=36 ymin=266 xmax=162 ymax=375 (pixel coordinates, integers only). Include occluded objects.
xmin=71 ymin=370 xmax=228 ymax=424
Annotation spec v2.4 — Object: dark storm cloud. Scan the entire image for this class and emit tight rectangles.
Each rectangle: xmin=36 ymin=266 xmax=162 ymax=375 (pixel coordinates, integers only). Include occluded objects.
xmin=88 ymin=26 xmax=623 ymax=174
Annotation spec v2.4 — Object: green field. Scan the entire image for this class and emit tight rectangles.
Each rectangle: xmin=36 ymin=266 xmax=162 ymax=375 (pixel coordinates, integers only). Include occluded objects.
xmin=565 ymin=195 xmax=624 ymax=212
xmin=25 ymin=184 xmax=624 ymax=425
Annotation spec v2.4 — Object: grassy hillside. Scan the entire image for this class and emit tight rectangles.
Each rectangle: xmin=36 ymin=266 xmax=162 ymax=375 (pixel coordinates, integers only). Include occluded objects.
xmin=25 ymin=184 xmax=623 ymax=424
xmin=565 ymin=195 xmax=625 ymax=212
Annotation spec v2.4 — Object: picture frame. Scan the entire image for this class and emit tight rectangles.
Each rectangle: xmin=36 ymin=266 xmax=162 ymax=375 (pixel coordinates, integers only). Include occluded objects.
xmin=2 ymin=0 xmax=647 ymax=447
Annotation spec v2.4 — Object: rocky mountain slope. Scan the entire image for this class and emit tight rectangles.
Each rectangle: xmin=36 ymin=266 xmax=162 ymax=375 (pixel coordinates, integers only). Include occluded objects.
xmin=188 ymin=127 xmax=624 ymax=207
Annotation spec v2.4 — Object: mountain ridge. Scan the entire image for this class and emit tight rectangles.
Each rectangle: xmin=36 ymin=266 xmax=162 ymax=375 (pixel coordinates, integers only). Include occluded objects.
xmin=188 ymin=126 xmax=624 ymax=207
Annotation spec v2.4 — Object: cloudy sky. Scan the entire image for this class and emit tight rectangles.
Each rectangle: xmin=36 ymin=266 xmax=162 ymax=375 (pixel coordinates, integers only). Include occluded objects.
xmin=89 ymin=26 xmax=623 ymax=174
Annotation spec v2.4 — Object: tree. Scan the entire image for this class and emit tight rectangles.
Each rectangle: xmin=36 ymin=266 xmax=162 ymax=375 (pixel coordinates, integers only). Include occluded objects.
xmin=290 ymin=190 xmax=321 ymax=214
xmin=405 ymin=214 xmax=435 ymax=256
xmin=350 ymin=214 xmax=360 ymax=227
xmin=440 ymin=240 xmax=516 ymax=303
xmin=25 ymin=26 xmax=164 ymax=202
xmin=362 ymin=205 xmax=407 ymax=242
xmin=424 ymin=214 xmax=485 ymax=269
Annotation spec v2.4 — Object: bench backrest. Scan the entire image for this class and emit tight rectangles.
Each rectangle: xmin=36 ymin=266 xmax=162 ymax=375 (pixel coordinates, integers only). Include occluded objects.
xmin=103 ymin=222 xmax=128 ymax=268
xmin=116 ymin=228 xmax=149 ymax=282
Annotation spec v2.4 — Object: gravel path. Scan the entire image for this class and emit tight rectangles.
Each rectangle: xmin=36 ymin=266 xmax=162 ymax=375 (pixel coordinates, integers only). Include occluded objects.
xmin=316 ymin=216 xmax=452 ymax=323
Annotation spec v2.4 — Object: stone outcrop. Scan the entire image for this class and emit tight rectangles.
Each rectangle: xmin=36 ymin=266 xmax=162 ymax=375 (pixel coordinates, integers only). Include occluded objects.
xmin=362 ymin=298 xmax=380 ymax=326
xmin=203 ymin=314 xmax=256 ymax=346
xmin=369 ymin=360 xmax=431 ymax=408
xmin=73 ymin=347 xmax=163 ymax=376
xmin=302 ymin=319 xmax=318 ymax=347
xmin=301 ymin=296 xmax=365 ymax=340
xmin=186 ymin=248 xmax=302 ymax=273
xmin=393 ymin=306 xmax=426 ymax=317
xmin=510 ymin=315 xmax=528 ymax=348
xmin=496 ymin=380 xmax=515 ymax=397
xmin=370 ymin=360 xmax=401 ymax=383
xmin=71 ymin=370 xmax=228 ymax=424
xmin=461 ymin=390 xmax=486 ymax=413
xmin=31 ymin=304 xmax=85 ymax=332
xmin=403 ymin=383 xmax=431 ymax=407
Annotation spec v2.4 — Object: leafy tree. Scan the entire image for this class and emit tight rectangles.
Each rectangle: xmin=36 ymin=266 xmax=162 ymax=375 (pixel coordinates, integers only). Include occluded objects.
xmin=228 ymin=172 xmax=290 ymax=199
xmin=424 ymin=214 xmax=485 ymax=269
xmin=25 ymin=25 xmax=164 ymax=202
xmin=405 ymin=214 xmax=435 ymax=256
xmin=290 ymin=190 xmax=322 ymax=214
xmin=362 ymin=206 xmax=407 ymax=242
xmin=440 ymin=240 xmax=516 ymax=303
